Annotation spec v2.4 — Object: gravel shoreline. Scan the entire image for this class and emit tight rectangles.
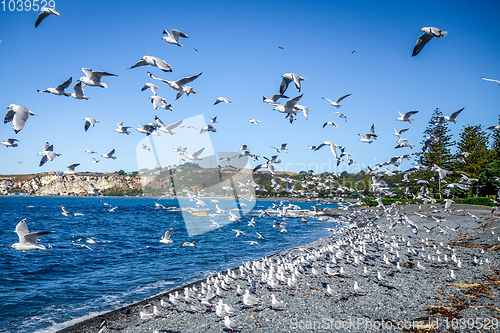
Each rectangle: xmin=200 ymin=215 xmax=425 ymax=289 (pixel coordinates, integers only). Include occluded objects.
xmin=57 ymin=203 xmax=499 ymax=333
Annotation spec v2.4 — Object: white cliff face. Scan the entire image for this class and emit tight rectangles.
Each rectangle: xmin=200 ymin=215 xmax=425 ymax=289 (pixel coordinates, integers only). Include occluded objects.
xmin=3 ymin=174 xmax=141 ymax=195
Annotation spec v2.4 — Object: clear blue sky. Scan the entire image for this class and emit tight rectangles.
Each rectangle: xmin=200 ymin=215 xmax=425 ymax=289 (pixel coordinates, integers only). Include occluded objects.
xmin=1 ymin=0 xmax=499 ymax=175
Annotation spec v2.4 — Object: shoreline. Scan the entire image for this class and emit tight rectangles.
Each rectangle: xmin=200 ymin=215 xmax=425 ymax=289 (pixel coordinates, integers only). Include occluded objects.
xmin=55 ymin=203 xmax=500 ymax=333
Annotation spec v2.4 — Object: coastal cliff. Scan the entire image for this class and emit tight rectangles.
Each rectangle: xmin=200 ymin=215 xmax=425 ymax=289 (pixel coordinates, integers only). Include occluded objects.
xmin=0 ymin=173 xmax=142 ymax=195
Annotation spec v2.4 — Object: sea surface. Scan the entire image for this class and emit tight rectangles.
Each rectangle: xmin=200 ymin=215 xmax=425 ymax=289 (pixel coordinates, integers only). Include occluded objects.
xmin=0 ymin=197 xmax=341 ymax=333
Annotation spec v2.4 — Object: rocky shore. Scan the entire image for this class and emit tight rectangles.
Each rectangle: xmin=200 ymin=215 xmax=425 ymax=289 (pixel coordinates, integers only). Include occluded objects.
xmin=57 ymin=203 xmax=499 ymax=333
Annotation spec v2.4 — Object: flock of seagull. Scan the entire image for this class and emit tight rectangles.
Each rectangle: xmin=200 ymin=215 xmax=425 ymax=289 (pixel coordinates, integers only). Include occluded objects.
xmin=86 ymin=199 xmax=496 ymax=332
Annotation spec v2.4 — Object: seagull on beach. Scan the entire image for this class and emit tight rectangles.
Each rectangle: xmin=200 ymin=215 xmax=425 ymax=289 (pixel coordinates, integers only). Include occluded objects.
xmin=160 ymin=227 xmax=174 ymax=244
xmin=4 ymin=104 xmax=36 ymax=133
xmin=37 ymin=77 xmax=72 ymax=96
xmin=84 ymin=118 xmax=99 ymax=132
xmin=78 ymin=68 xmax=117 ymax=88
xmin=129 ymin=56 xmax=173 ymax=72
xmin=9 ymin=219 xmax=53 ymax=252
xmin=162 ymin=29 xmax=189 ymax=46
xmin=322 ymin=94 xmax=352 ymax=108
xmin=38 ymin=142 xmax=60 ymax=166
xmin=412 ymin=27 xmax=447 ymax=56
xmin=70 ymin=82 xmax=89 ymax=100
xmin=35 ymin=6 xmax=61 ymax=28
xmin=280 ymin=73 xmax=306 ymax=94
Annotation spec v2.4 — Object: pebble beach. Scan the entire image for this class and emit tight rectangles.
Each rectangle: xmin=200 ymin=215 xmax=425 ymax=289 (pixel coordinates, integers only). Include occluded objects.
xmin=57 ymin=203 xmax=500 ymax=333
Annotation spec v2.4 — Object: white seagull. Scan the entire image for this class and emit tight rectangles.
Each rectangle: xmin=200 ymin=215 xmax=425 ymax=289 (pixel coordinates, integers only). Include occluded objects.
xmin=186 ymin=148 xmax=205 ymax=160
xmin=162 ymin=29 xmax=189 ymax=46
xmin=9 ymin=219 xmax=53 ymax=252
xmin=249 ymin=119 xmax=260 ymax=125
xmin=35 ymin=6 xmax=61 ymax=28
xmin=70 ymin=82 xmax=89 ymax=100
xmin=1 ymin=138 xmax=19 ymax=148
xmin=129 ymin=56 xmax=173 ymax=72
xmin=142 ymin=83 xmax=159 ymax=95
xmin=441 ymin=107 xmax=464 ymax=123
xmin=481 ymin=77 xmax=500 ymax=86
xmin=5 ymin=104 xmax=36 ymax=133
xmin=412 ymin=27 xmax=447 ymax=57
xmin=148 ymin=72 xmax=202 ymax=100
xmin=84 ymin=118 xmax=99 ymax=132
xmin=263 ymin=94 xmax=288 ymax=105
xmin=78 ymin=68 xmax=117 ymax=88
xmin=65 ymin=163 xmax=80 ymax=174
xmin=160 ymin=227 xmax=174 ymax=244
xmin=273 ymin=95 xmax=303 ymax=115
xmin=323 ymin=121 xmax=339 ymax=129
xmin=322 ymin=94 xmax=352 ymax=108
xmin=214 ymin=97 xmax=231 ymax=105
xmin=397 ymin=111 xmax=418 ymax=123
xmin=38 ymin=142 xmax=61 ymax=167
xmin=101 ymin=149 xmax=116 ymax=159
xmin=155 ymin=117 xmax=182 ymax=135
xmin=280 ymin=73 xmax=306 ymax=95
xmin=37 ymin=77 xmax=72 ymax=96
xmin=115 ymin=122 xmax=131 ymax=135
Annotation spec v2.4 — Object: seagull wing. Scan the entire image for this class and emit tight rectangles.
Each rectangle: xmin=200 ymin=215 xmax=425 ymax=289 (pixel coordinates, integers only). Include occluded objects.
xmin=292 ymin=74 xmax=303 ymax=92
xmin=176 ymin=72 xmax=202 ymax=86
xmin=55 ymin=77 xmax=72 ymax=92
xmin=335 ymin=93 xmax=352 ymax=104
xmin=163 ymin=227 xmax=174 ymax=240
xmin=166 ymin=119 xmax=183 ymax=130
xmin=284 ymin=94 xmax=303 ymax=109
xmin=280 ymin=75 xmax=293 ymax=95
xmin=481 ymin=77 xmax=500 ymax=84
xmin=91 ymin=71 xmax=117 ymax=81
xmin=322 ymin=97 xmax=333 ymax=104
xmin=412 ymin=32 xmax=433 ymax=56
xmin=73 ymin=82 xmax=84 ymax=95
xmin=15 ymin=219 xmax=29 ymax=242
xmin=192 ymin=147 xmax=205 ymax=158
xmin=82 ymin=68 xmax=93 ymax=78
xmin=172 ymin=29 xmax=188 ymax=39
xmin=129 ymin=59 xmax=148 ymax=69
xmin=84 ymin=120 xmax=91 ymax=131
xmin=34 ymin=9 xmax=51 ymax=28
xmin=147 ymin=71 xmax=169 ymax=83
xmin=449 ymin=107 xmax=464 ymax=121
xmin=11 ymin=107 xmax=31 ymax=133
xmin=150 ymin=57 xmax=173 ymax=72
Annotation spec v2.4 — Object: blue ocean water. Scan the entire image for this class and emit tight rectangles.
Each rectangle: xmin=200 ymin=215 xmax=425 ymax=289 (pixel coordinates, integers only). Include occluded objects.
xmin=0 ymin=197 xmax=340 ymax=333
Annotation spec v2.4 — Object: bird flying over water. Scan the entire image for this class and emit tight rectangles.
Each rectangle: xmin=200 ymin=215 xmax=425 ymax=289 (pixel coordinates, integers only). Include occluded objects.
xmin=9 ymin=219 xmax=53 ymax=252
xmin=38 ymin=142 xmax=60 ymax=166
xmin=160 ymin=227 xmax=174 ymax=244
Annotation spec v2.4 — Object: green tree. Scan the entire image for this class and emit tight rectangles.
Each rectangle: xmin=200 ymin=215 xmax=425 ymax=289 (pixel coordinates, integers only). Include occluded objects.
xmin=490 ymin=114 xmax=500 ymax=157
xmin=420 ymin=108 xmax=454 ymax=168
xmin=456 ymin=124 xmax=494 ymax=176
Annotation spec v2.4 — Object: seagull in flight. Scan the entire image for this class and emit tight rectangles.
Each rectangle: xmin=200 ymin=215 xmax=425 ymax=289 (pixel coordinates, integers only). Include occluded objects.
xmin=38 ymin=142 xmax=61 ymax=166
xmin=155 ymin=117 xmax=182 ymax=135
xmin=160 ymin=227 xmax=174 ymax=244
xmin=142 ymin=83 xmax=159 ymax=95
xmin=481 ymin=77 xmax=500 ymax=86
xmin=263 ymin=94 xmax=288 ymax=105
xmin=162 ymin=29 xmax=189 ymax=46
xmin=314 ymin=141 xmax=338 ymax=158
xmin=322 ymin=94 xmax=352 ymax=108
xmin=334 ymin=111 xmax=348 ymax=122
xmin=70 ymin=82 xmax=89 ymax=100
xmin=129 ymin=56 xmax=173 ymax=72
xmin=4 ymin=104 xmax=36 ymax=133
xmin=78 ymin=68 xmax=117 ymax=88
xmin=273 ymin=95 xmax=303 ymax=115
xmin=115 ymin=122 xmax=131 ymax=135
xmin=9 ymin=219 xmax=54 ymax=252
xmin=37 ymin=77 xmax=72 ymax=96
xmin=1 ymin=138 xmax=19 ymax=148
xmin=280 ymin=73 xmax=306 ymax=94
xmin=214 ymin=97 xmax=231 ymax=105
xmin=35 ymin=6 xmax=61 ymax=28
xmin=148 ymin=72 xmax=202 ymax=100
xmin=412 ymin=27 xmax=447 ymax=57
xmin=101 ymin=149 xmax=116 ymax=159
xmin=323 ymin=121 xmax=339 ymax=129
xmin=397 ymin=111 xmax=418 ymax=123
xmin=186 ymin=148 xmax=205 ymax=160
xmin=84 ymin=118 xmax=99 ymax=132
xmin=441 ymin=107 xmax=464 ymax=123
